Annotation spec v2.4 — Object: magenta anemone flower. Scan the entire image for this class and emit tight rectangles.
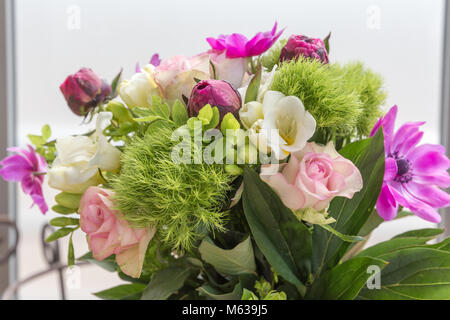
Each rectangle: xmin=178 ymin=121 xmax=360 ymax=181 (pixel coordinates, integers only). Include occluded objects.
xmin=0 ymin=146 xmax=48 ymax=214
xmin=370 ymin=105 xmax=450 ymax=223
xmin=206 ymin=22 xmax=284 ymax=59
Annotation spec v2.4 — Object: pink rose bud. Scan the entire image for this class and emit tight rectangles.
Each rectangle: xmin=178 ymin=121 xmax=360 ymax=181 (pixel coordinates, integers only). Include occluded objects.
xmin=188 ymin=80 xmax=242 ymax=122
xmin=60 ymin=68 xmax=112 ymax=116
xmin=280 ymin=35 xmax=329 ymax=64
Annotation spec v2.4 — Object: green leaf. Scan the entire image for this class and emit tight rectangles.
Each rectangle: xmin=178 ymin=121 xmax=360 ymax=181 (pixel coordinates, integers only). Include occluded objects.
xmin=307 ymin=256 xmax=388 ymax=299
xmin=151 ymin=95 xmax=170 ymax=119
xmin=134 ymin=115 xmax=162 ymax=123
xmin=51 ymin=204 xmax=77 ymax=215
xmin=357 ymin=228 xmax=444 ymax=259
xmin=358 ymin=247 xmax=450 ymax=300
xmin=204 ymin=107 xmax=220 ymax=130
xmin=141 ymin=266 xmax=192 ymax=300
xmin=94 ymin=283 xmax=146 ymax=300
xmin=41 ymin=124 xmax=51 ymax=141
xmin=27 ymin=134 xmax=46 ymax=146
xmin=55 ymin=192 xmax=82 ymax=210
xmin=68 ymin=233 xmax=75 ymax=266
xmin=197 ymin=283 xmax=243 ymax=300
xmin=242 ymin=168 xmax=312 ymax=295
xmin=312 ymin=129 xmax=385 ymax=278
xmin=241 ymin=288 xmax=259 ymax=300
xmin=110 ymin=69 xmax=123 ymax=97
xmin=78 ymin=251 xmax=117 ymax=272
xmin=245 ymin=63 xmax=262 ymax=103
xmin=221 ymin=113 xmax=240 ymax=134
xmin=45 ymin=227 xmax=77 ymax=242
xmin=171 ymin=100 xmax=189 ymax=126
xmin=323 ymin=32 xmax=331 ymax=54
xmin=319 ymin=224 xmax=365 ymax=243
xmin=106 ymin=100 xmax=134 ymax=124
xmin=199 ymin=236 xmax=256 ymax=276
xmin=132 ymin=107 xmax=152 ymax=118
xmin=49 ymin=217 xmax=79 ymax=227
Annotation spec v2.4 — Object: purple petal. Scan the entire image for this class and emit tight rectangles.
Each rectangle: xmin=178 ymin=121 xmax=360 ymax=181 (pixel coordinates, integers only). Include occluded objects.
xmin=0 ymin=154 xmax=32 ymax=181
xmin=149 ymin=54 xmax=161 ymax=67
xmin=414 ymin=172 xmax=450 ymax=188
xmin=135 ymin=62 xmax=141 ymax=73
xmin=384 ymin=157 xmax=398 ymax=181
xmin=225 ymin=33 xmax=249 ymax=58
xmin=376 ymin=184 xmax=398 ymax=220
xmin=390 ymin=182 xmax=442 ymax=223
xmin=391 ymin=122 xmax=424 ymax=154
xmin=405 ymin=182 xmax=450 ymax=209
xmin=410 ymin=144 xmax=450 ymax=174
xmin=206 ymin=37 xmax=227 ymax=51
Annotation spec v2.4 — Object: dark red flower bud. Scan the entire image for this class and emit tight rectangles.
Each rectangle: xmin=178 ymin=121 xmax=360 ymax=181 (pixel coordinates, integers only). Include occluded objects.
xmin=60 ymin=68 xmax=112 ymax=116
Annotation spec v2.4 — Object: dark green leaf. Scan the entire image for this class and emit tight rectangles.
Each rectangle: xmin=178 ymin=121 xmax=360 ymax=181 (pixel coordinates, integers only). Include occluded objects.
xmin=242 ymin=168 xmax=311 ymax=295
xmin=323 ymin=32 xmax=331 ymax=54
xmin=307 ymin=256 xmax=387 ymax=299
xmin=94 ymin=283 xmax=146 ymax=300
xmin=110 ymin=69 xmax=123 ymax=97
xmin=199 ymin=236 xmax=256 ymax=276
xmin=78 ymin=251 xmax=117 ymax=272
xmin=197 ymin=283 xmax=242 ymax=300
xmin=141 ymin=266 xmax=192 ymax=300
xmin=358 ymin=247 xmax=450 ymax=300
xmin=312 ymin=129 xmax=385 ymax=278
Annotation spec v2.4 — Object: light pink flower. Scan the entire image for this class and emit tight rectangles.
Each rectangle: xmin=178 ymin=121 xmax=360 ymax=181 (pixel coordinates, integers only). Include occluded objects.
xmin=154 ymin=54 xmax=210 ymax=103
xmin=79 ymin=187 xmax=156 ymax=278
xmin=261 ymin=142 xmax=362 ymax=211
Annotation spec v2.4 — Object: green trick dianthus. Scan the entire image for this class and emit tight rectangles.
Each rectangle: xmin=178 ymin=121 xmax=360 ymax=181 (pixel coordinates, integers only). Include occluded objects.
xmin=111 ymin=122 xmax=232 ymax=251
xmin=331 ymin=62 xmax=386 ymax=137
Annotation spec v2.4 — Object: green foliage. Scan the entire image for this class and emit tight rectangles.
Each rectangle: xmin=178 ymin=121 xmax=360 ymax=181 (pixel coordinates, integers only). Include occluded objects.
xmin=312 ymin=130 xmax=385 ymax=279
xmin=261 ymin=39 xmax=287 ymax=71
xmin=198 ymin=237 xmax=256 ymax=276
xmin=94 ymin=283 xmax=146 ymax=300
xmin=45 ymin=227 xmax=78 ymax=242
xmin=54 ymin=192 xmax=82 ymax=210
xmin=245 ymin=62 xmax=262 ymax=103
xmin=242 ymin=167 xmax=312 ymax=296
xmin=271 ymin=58 xmax=386 ymax=140
xmin=272 ymin=58 xmax=362 ymax=137
xmin=112 ymin=122 xmax=232 ymax=250
xmin=141 ymin=266 xmax=193 ymax=300
xmin=27 ymin=124 xmax=56 ymax=164
xmin=331 ymin=62 xmax=386 ymax=136
xmin=241 ymin=278 xmax=287 ymax=300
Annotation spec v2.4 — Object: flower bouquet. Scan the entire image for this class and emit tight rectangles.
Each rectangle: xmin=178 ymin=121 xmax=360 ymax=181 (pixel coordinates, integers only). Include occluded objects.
xmin=2 ymin=23 xmax=450 ymax=300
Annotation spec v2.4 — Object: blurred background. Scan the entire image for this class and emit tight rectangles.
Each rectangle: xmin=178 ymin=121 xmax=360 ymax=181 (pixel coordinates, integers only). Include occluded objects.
xmin=0 ymin=0 xmax=448 ymax=299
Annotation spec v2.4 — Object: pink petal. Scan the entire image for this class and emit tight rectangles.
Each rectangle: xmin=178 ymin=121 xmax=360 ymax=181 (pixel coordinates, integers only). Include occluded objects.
xmin=404 ymin=183 xmax=450 ymax=209
xmin=384 ymin=157 xmax=398 ymax=181
xmin=414 ymin=172 xmax=450 ymax=188
xmin=411 ymin=146 xmax=450 ymax=174
xmin=376 ymin=184 xmax=398 ymax=220
xmin=266 ymin=173 xmax=306 ymax=210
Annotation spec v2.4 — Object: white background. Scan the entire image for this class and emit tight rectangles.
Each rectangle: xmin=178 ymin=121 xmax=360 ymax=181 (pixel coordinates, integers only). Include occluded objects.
xmin=13 ymin=0 xmax=445 ymax=299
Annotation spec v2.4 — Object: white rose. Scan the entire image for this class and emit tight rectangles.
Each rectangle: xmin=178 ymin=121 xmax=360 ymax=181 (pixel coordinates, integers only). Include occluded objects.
xmin=119 ymin=65 xmax=162 ymax=108
xmin=48 ymin=112 xmax=121 ymax=193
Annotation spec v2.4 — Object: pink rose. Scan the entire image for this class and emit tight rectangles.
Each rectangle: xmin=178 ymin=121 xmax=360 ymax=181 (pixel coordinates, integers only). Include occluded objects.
xmin=209 ymin=51 xmax=248 ymax=89
xmin=79 ymin=187 xmax=156 ymax=278
xmin=154 ymin=54 xmax=210 ymax=104
xmin=261 ymin=142 xmax=362 ymax=211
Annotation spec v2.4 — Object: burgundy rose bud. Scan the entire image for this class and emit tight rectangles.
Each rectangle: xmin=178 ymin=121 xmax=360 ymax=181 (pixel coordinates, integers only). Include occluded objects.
xmin=60 ymin=68 xmax=112 ymax=116
xmin=280 ymin=35 xmax=329 ymax=64
xmin=188 ymin=80 xmax=242 ymax=121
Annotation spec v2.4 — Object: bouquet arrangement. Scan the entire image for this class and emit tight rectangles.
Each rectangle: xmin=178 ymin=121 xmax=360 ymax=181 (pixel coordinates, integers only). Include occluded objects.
xmin=2 ymin=23 xmax=450 ymax=300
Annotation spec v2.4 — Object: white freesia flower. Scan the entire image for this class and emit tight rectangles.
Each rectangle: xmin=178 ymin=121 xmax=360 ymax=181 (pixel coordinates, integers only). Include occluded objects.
xmin=48 ymin=112 xmax=121 ymax=193
xmin=239 ymin=101 xmax=264 ymax=130
xmin=119 ymin=65 xmax=161 ymax=108
xmin=254 ymin=91 xmax=316 ymax=160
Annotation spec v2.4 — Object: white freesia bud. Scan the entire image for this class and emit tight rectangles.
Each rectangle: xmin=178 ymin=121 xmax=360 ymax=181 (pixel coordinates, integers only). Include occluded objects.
xmin=119 ymin=65 xmax=161 ymax=108
xmin=48 ymin=112 xmax=121 ymax=193
xmin=239 ymin=101 xmax=264 ymax=129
